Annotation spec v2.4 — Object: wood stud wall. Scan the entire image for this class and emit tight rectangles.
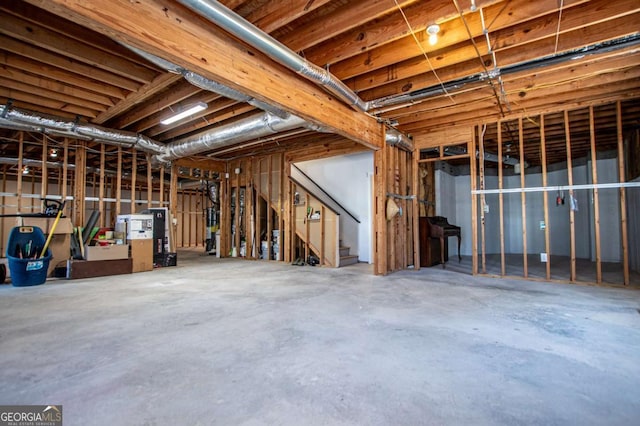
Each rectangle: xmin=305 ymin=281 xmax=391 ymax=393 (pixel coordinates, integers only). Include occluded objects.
xmin=467 ymin=101 xmax=635 ymax=286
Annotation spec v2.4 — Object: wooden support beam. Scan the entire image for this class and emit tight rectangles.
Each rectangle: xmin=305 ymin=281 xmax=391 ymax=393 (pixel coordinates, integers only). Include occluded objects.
xmin=98 ymin=144 xmax=105 ymax=227
xmin=589 ymin=106 xmax=602 ymax=284
xmin=167 ymin=164 xmax=178 ymax=252
xmin=374 ymin=145 xmax=388 ymax=275
xmin=564 ymin=110 xmax=577 ymax=282
xmin=159 ymin=165 xmax=165 ymax=206
xmin=73 ymin=142 xmax=86 ymax=226
xmin=131 ymin=149 xmax=137 ymax=214
xmin=540 ymin=115 xmax=551 ymax=281
xmin=518 ymin=118 xmax=528 ymax=278
xmin=146 ymin=153 xmax=152 ymax=209
xmin=616 ymin=101 xmax=630 ymax=286
xmin=62 ymin=138 xmax=68 ymax=203
xmin=479 ymin=125 xmax=486 ymax=274
xmin=17 ymin=132 xmax=23 ymax=213
xmin=412 ymin=147 xmax=420 ymax=270
xmin=116 ymin=146 xmax=122 ymax=217
xmin=498 ymin=122 xmax=506 ymax=277
xmin=41 ymin=134 xmax=47 ymax=200
xmin=31 ymin=0 xmax=385 ymax=151
xmin=470 ymin=135 xmax=478 ymax=275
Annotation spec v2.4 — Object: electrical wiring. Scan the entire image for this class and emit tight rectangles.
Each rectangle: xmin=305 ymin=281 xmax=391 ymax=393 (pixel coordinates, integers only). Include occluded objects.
xmin=391 ymin=0 xmax=456 ymax=105
xmin=554 ymin=0 xmax=565 ymax=55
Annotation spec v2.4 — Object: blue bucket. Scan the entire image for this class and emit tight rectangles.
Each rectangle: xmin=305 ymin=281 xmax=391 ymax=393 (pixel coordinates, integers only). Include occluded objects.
xmin=6 ymin=226 xmax=52 ymax=287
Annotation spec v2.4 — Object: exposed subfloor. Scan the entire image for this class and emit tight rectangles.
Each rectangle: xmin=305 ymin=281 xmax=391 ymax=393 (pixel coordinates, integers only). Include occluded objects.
xmin=1 ymin=248 xmax=639 ymax=425
xmin=438 ymin=254 xmax=640 ymax=287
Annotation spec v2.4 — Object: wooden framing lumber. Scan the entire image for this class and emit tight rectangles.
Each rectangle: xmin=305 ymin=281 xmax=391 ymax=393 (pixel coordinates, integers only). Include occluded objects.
xmin=564 ymin=110 xmax=577 ymax=282
xmin=589 ymin=106 xmax=602 ymax=284
xmin=30 ymin=0 xmax=386 ymax=151
xmin=616 ymin=101 xmax=630 ymax=286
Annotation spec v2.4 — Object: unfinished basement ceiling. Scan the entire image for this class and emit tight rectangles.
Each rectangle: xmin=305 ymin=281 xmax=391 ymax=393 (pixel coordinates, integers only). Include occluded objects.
xmin=1 ymin=0 xmax=639 ymax=170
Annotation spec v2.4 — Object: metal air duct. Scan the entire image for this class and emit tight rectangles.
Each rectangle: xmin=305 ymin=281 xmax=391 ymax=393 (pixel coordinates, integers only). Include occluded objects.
xmin=155 ymin=111 xmax=309 ymax=163
xmin=0 ymin=104 xmax=165 ymax=155
xmin=176 ymin=0 xmax=370 ymax=112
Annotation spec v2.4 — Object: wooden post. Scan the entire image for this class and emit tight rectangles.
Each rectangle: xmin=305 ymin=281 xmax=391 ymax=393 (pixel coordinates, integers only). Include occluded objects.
xmin=62 ymin=138 xmax=69 ymax=207
xmin=279 ymin=154 xmax=285 ymax=262
xmin=146 ymin=154 xmax=153 ymax=209
xmin=564 ymin=110 xmax=577 ymax=282
xmin=267 ymin=157 xmax=273 ymax=260
xmin=374 ymin=145 xmax=388 ymax=275
xmin=159 ymin=165 xmax=165 ymax=206
xmin=41 ymin=134 xmax=48 ymax=201
xmin=518 ymin=117 xmax=528 ymax=278
xmin=616 ymin=101 xmax=630 ymax=286
xmin=540 ymin=115 xmax=551 ymax=281
xmin=498 ymin=121 xmax=506 ymax=277
xmin=470 ymin=134 xmax=478 ymax=275
xmin=17 ymin=132 xmax=23 ymax=213
xmin=246 ymin=160 xmax=254 ymax=259
xmin=285 ymin=162 xmax=292 ymax=263
xmin=131 ymin=149 xmax=137 ymax=214
xmin=478 ymin=125 xmax=486 ymax=274
xmin=412 ymin=147 xmax=420 ymax=270
xmin=169 ymin=163 xmax=178 ymax=252
xmin=234 ymin=165 xmax=241 ymax=255
xmin=98 ymin=144 xmax=106 ymax=227
xmin=73 ymin=142 xmax=86 ymax=226
xmin=589 ymin=106 xmax=602 ymax=284
xmin=115 ymin=146 xmax=122 ymax=217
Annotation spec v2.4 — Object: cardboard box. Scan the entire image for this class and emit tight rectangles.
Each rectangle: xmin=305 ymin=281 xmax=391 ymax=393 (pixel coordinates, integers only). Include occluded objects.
xmin=84 ymin=244 xmax=129 ymax=261
xmin=16 ymin=217 xmax=73 ymax=276
xmin=129 ymin=239 xmax=153 ymax=272
xmin=16 ymin=217 xmax=74 ymax=234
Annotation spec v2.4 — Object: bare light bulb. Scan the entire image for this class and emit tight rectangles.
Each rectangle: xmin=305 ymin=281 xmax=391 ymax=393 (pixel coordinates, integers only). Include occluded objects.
xmin=426 ymin=24 xmax=440 ymax=46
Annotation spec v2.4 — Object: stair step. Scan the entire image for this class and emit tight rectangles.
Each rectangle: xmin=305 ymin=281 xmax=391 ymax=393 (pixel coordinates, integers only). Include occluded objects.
xmin=339 ymin=254 xmax=359 ymax=267
xmin=339 ymin=246 xmax=350 ymax=257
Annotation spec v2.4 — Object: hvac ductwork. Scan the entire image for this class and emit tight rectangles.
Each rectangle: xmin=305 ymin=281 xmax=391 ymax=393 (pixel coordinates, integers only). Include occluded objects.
xmin=155 ymin=112 xmax=308 ymax=163
xmin=176 ymin=0 xmax=370 ymax=112
xmin=385 ymin=128 xmax=414 ymax=151
xmin=124 ymin=44 xmax=289 ymax=119
xmin=0 ymin=104 xmax=165 ymax=155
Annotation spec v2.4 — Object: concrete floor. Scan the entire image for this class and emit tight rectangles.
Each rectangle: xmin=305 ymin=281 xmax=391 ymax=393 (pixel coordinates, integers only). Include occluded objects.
xmin=1 ymin=249 xmax=639 ymax=425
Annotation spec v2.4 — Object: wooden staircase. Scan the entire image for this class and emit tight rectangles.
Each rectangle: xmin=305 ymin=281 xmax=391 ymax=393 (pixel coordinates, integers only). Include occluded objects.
xmin=339 ymin=244 xmax=358 ymax=267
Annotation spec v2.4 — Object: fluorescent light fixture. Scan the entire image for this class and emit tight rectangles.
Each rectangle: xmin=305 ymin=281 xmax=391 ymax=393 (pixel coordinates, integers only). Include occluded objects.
xmin=161 ymin=102 xmax=207 ymax=125
xmin=427 ymin=24 xmax=440 ymax=46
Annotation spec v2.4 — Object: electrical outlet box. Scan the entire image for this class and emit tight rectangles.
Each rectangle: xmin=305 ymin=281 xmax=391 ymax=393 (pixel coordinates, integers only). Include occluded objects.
xmin=540 ymin=253 xmax=547 ymax=262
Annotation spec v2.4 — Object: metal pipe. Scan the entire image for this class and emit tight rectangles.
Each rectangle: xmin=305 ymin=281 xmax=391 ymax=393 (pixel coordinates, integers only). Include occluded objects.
xmin=0 ymin=104 xmax=165 ymax=155
xmin=177 ymin=0 xmax=370 ymax=112
xmin=370 ymin=34 xmax=640 ymax=112
xmin=155 ymin=112 xmax=309 ymax=163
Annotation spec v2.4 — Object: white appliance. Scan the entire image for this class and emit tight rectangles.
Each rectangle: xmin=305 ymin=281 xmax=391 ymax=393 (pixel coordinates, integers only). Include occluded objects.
xmin=116 ymin=214 xmax=154 ymax=240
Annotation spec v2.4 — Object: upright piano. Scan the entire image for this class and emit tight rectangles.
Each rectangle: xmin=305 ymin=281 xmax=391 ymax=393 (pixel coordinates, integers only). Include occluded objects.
xmin=419 ymin=216 xmax=461 ymax=268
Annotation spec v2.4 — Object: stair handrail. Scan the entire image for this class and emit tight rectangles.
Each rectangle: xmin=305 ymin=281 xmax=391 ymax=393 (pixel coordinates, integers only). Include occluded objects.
xmin=291 ymin=164 xmax=361 ymax=224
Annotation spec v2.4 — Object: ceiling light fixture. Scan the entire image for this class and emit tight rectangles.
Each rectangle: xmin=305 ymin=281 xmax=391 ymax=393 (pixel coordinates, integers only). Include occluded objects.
xmin=22 ymin=166 xmax=30 ymax=175
xmin=50 ymin=148 xmax=58 ymax=158
xmin=426 ymin=24 xmax=440 ymax=46
xmin=470 ymin=0 xmax=477 ymax=12
xmin=161 ymin=102 xmax=208 ymax=125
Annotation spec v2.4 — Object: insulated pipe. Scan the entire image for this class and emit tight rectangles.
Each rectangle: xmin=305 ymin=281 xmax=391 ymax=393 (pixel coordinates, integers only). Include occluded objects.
xmin=0 ymin=104 xmax=165 ymax=155
xmin=385 ymin=128 xmax=413 ymax=151
xmin=177 ymin=0 xmax=370 ymax=112
xmin=155 ymin=112 xmax=308 ymax=163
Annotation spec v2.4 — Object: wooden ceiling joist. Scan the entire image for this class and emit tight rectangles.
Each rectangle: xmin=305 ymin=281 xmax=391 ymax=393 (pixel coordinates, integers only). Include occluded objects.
xmin=28 ymin=0 xmax=385 ymax=151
